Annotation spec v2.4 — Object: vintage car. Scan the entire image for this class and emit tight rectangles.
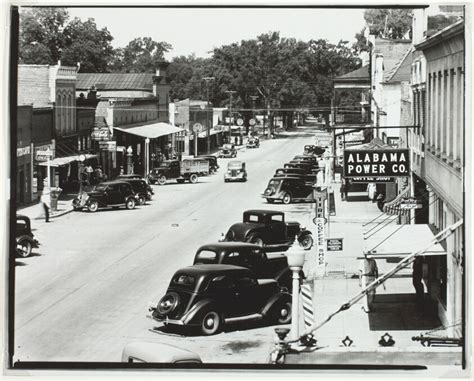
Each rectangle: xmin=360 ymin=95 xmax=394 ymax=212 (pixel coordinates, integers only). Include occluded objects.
xmin=147 ymin=160 xmax=208 ymax=185
xmin=304 ymin=145 xmax=326 ymax=156
xmin=284 ymin=162 xmax=318 ymax=174
xmin=274 ymin=168 xmax=316 ymax=184
xmin=193 ymin=242 xmax=291 ymax=291
xmin=218 ymin=144 xmax=237 ymax=158
xmin=72 ymin=180 xmax=137 ymax=212
xmin=246 ymin=137 xmax=260 ymax=148
xmin=149 ymin=264 xmax=292 ymax=335
xmin=224 ymin=161 xmax=247 ymax=182
xmin=16 ymin=214 xmax=40 ymax=258
xmin=117 ymin=177 xmax=153 ymax=205
xmin=122 ymin=342 xmax=202 ymax=364
xmin=263 ymin=176 xmax=316 ymax=204
xmin=223 ymin=210 xmax=313 ymax=250
xmin=293 ymin=155 xmax=319 ymax=164
xmin=197 ymin=155 xmax=219 ymax=173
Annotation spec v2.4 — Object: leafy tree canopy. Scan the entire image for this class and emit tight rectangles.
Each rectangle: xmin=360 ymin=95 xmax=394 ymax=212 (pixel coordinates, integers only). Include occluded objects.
xmin=364 ymin=9 xmax=413 ymax=40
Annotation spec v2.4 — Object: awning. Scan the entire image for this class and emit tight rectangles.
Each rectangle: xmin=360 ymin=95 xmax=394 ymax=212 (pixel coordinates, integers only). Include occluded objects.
xmin=383 ymin=187 xmax=411 ymax=215
xmin=38 ymin=154 xmax=97 ymax=167
xmin=198 ymin=129 xmax=222 ymax=138
xmin=362 ymin=224 xmax=446 ymax=259
xmin=114 ymin=122 xmax=184 ymax=139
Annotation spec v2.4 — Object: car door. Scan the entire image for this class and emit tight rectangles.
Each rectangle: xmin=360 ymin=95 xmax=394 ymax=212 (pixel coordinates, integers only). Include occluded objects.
xmin=269 ymin=214 xmax=287 ymax=244
xmin=108 ymin=184 xmax=122 ymax=204
xmin=232 ymin=274 xmax=259 ymax=315
xmin=170 ymin=161 xmax=180 ymax=177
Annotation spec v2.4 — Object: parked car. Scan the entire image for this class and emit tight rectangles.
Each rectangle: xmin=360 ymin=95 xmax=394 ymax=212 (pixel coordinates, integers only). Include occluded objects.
xmin=246 ymin=137 xmax=260 ymax=148
xmin=117 ymin=174 xmax=148 ymax=183
xmin=149 ymin=264 xmax=292 ymax=335
xmin=218 ymin=144 xmax=237 ymax=158
xmin=117 ymin=177 xmax=153 ymax=205
xmin=147 ymin=159 xmax=208 ymax=185
xmin=224 ymin=161 xmax=247 ymax=182
xmin=193 ymin=242 xmax=291 ymax=291
xmin=16 ymin=214 xmax=40 ymax=258
xmin=274 ymin=168 xmax=316 ymax=185
xmin=122 ymin=342 xmax=202 ymax=364
xmin=293 ymin=155 xmax=318 ymax=164
xmin=223 ymin=210 xmax=313 ymax=250
xmin=197 ymin=155 xmax=219 ymax=174
xmin=304 ymin=145 xmax=326 ymax=156
xmin=263 ymin=176 xmax=316 ymax=204
xmin=284 ymin=162 xmax=317 ymax=174
xmin=72 ymin=180 xmax=137 ymax=212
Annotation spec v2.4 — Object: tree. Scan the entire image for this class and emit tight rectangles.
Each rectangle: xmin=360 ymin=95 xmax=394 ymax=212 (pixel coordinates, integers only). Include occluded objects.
xmin=110 ymin=37 xmax=172 ymax=73
xmin=19 ymin=7 xmax=69 ymax=64
xmin=61 ymin=17 xmax=114 ymax=72
xmin=364 ymin=9 xmax=413 ymax=39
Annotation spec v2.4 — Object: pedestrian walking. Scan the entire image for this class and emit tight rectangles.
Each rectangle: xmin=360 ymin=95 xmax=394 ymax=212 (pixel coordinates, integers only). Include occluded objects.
xmin=367 ymin=183 xmax=377 ymax=202
xmin=359 ymin=254 xmax=379 ymax=312
xmin=340 ymin=180 xmax=346 ymax=200
xmin=119 ymin=166 xmax=124 ymax=176
xmin=86 ymin=165 xmax=94 ymax=183
xmin=412 ymin=256 xmax=425 ymax=313
xmin=40 ymin=189 xmax=51 ymax=222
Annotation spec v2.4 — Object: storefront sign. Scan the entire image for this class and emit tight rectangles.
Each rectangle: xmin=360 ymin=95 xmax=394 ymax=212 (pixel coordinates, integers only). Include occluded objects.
xmin=99 ymin=141 xmax=116 ymax=151
xmin=314 ymin=190 xmax=326 ymax=219
xmin=327 ymin=238 xmax=343 ymax=251
xmin=35 ymin=146 xmax=55 ymax=161
xmin=399 ymin=197 xmax=423 ymax=209
xmin=344 ymin=149 xmax=409 ymax=177
xmin=17 ymin=146 xmax=31 ymax=157
xmin=350 ymin=176 xmax=394 ymax=183
xmin=315 ymin=217 xmax=326 ymax=278
xmin=91 ymin=127 xmax=111 ymax=141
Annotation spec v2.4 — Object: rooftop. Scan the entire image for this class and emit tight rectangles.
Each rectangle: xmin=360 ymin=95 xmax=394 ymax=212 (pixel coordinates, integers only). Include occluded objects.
xmin=77 ymin=73 xmax=155 ymax=91
xmin=385 ymin=48 xmax=413 ymax=83
xmin=334 ymin=65 xmax=370 ymax=82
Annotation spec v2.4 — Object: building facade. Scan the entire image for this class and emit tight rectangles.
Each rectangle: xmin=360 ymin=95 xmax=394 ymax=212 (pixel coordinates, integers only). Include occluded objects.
xmin=415 ymin=19 xmax=464 ymax=335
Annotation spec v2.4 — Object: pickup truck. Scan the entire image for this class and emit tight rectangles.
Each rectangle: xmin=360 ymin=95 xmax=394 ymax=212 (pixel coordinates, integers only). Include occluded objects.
xmin=147 ymin=159 xmax=209 ymax=185
xmin=193 ymin=242 xmax=291 ymax=291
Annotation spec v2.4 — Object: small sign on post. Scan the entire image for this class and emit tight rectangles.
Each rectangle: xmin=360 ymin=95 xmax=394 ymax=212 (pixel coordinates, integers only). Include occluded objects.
xmin=327 ymin=238 xmax=343 ymax=251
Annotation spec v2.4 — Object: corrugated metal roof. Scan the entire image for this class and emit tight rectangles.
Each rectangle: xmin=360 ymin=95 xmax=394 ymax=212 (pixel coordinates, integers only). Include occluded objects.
xmin=77 ymin=73 xmax=155 ymax=91
xmin=374 ymin=38 xmax=412 ymax=82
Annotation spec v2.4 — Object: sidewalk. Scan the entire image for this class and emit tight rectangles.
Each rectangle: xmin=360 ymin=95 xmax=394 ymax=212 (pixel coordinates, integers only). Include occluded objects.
xmin=17 ymin=193 xmax=75 ymax=221
xmin=295 ymin=180 xmax=447 ymax=355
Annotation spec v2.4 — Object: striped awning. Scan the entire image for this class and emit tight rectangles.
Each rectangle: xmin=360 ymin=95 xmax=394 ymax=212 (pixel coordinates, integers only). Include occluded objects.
xmin=383 ymin=187 xmax=411 ymax=215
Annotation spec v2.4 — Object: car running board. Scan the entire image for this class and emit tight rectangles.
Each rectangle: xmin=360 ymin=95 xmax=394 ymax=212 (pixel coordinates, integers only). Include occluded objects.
xmin=224 ymin=313 xmax=263 ymax=324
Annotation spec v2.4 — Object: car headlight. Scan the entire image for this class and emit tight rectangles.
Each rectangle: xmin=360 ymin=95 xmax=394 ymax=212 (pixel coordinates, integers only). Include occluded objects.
xmin=227 ymin=170 xmax=232 ymax=174
xmin=301 ymin=226 xmax=306 ymax=230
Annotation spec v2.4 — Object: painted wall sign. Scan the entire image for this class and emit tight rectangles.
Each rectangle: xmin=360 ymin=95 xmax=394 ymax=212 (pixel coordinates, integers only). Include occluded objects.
xmin=350 ymin=176 xmax=394 ymax=183
xmin=399 ymin=197 xmax=423 ymax=209
xmin=17 ymin=146 xmax=31 ymax=157
xmin=344 ymin=149 xmax=409 ymax=177
xmin=327 ymin=238 xmax=343 ymax=251
xmin=315 ymin=217 xmax=326 ymax=278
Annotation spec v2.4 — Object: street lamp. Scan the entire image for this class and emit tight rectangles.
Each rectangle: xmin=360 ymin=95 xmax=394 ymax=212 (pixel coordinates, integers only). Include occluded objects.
xmin=225 ymin=90 xmax=236 ymax=144
xmin=250 ymin=95 xmax=259 ymax=136
xmin=203 ymin=77 xmax=215 ymax=154
xmin=126 ymin=145 xmax=133 ymax=174
xmin=144 ymin=138 xmax=150 ymax=177
xmin=78 ymin=154 xmax=86 ymax=193
xmin=286 ymin=247 xmax=306 ymax=341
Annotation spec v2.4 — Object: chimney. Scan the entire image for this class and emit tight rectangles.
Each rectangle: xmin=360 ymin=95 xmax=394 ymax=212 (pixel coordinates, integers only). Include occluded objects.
xmin=412 ymin=8 xmax=427 ymax=45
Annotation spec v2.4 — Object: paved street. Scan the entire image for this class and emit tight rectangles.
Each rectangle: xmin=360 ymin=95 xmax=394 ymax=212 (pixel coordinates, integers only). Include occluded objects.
xmin=14 ymin=126 xmax=320 ymax=363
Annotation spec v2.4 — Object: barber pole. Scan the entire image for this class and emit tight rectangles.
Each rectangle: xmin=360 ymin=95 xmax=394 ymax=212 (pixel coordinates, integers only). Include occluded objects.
xmin=301 ymin=282 xmax=315 ymax=329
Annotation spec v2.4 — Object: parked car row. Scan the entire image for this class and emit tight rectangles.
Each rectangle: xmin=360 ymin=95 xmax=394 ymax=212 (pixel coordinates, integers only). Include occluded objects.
xmin=148 ymin=209 xmax=312 ymax=336
xmin=15 ymin=214 xmax=40 ymax=258
xmin=262 ymin=146 xmax=323 ymax=204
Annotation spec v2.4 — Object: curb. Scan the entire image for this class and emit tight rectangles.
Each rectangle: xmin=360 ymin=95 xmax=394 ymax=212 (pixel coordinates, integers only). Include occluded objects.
xmin=50 ymin=208 xmax=74 ymax=219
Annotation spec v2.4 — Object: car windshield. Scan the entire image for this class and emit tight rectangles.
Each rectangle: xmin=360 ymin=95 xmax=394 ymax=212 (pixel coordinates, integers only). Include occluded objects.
xmin=195 ymin=250 xmax=217 ymax=263
xmin=228 ymin=162 xmax=243 ymax=169
xmin=93 ymin=184 xmax=108 ymax=191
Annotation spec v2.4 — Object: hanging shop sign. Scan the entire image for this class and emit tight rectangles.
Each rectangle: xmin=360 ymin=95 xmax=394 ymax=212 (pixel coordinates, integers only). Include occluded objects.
xmin=399 ymin=197 xmax=423 ymax=209
xmin=34 ymin=144 xmax=55 ymax=161
xmin=315 ymin=217 xmax=326 ymax=278
xmin=326 ymin=238 xmax=343 ymax=251
xmin=344 ymin=149 xmax=409 ymax=178
xmin=91 ymin=127 xmax=111 ymax=141
xmin=17 ymin=146 xmax=31 ymax=157
xmin=99 ymin=141 xmax=116 ymax=151
xmin=236 ymin=118 xmax=244 ymax=126
xmin=249 ymin=119 xmax=256 ymax=126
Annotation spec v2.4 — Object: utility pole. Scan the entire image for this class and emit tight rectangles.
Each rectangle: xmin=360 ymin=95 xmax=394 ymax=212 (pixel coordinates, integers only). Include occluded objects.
xmin=225 ymin=90 xmax=236 ymax=144
xmin=203 ymin=77 xmax=215 ymax=154
xmin=250 ymin=95 xmax=258 ymax=135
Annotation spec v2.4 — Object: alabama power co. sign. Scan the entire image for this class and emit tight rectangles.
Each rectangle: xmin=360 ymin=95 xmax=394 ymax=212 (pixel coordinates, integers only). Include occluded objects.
xmin=343 ymin=149 xmax=409 ymax=181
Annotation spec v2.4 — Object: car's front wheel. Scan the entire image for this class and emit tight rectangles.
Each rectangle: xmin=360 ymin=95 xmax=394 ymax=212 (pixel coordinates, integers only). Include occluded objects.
xmin=16 ymin=239 xmax=32 ymax=258
xmin=189 ymin=174 xmax=198 ymax=184
xmin=88 ymin=201 xmax=99 ymax=212
xmin=299 ymin=234 xmax=314 ymax=250
xmin=126 ymin=198 xmax=136 ymax=210
xmin=247 ymin=233 xmax=264 ymax=247
xmin=157 ymin=175 xmax=167 ymax=185
xmin=137 ymin=195 xmax=146 ymax=205
xmin=200 ymin=311 xmax=221 ymax=335
xmin=282 ymin=193 xmax=292 ymax=205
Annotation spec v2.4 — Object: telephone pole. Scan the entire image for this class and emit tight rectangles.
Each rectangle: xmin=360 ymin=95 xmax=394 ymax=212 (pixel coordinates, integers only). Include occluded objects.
xmin=203 ymin=77 xmax=215 ymax=154
xmin=225 ymin=90 xmax=236 ymax=144
xmin=250 ymin=95 xmax=259 ymax=135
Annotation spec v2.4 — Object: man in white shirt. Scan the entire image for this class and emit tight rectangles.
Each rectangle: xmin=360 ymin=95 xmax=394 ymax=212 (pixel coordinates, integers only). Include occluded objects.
xmin=359 ymin=254 xmax=379 ymax=312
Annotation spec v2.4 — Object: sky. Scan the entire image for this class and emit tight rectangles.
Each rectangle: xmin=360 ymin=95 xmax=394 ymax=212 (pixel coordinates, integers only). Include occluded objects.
xmin=65 ymin=7 xmax=367 ymax=60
